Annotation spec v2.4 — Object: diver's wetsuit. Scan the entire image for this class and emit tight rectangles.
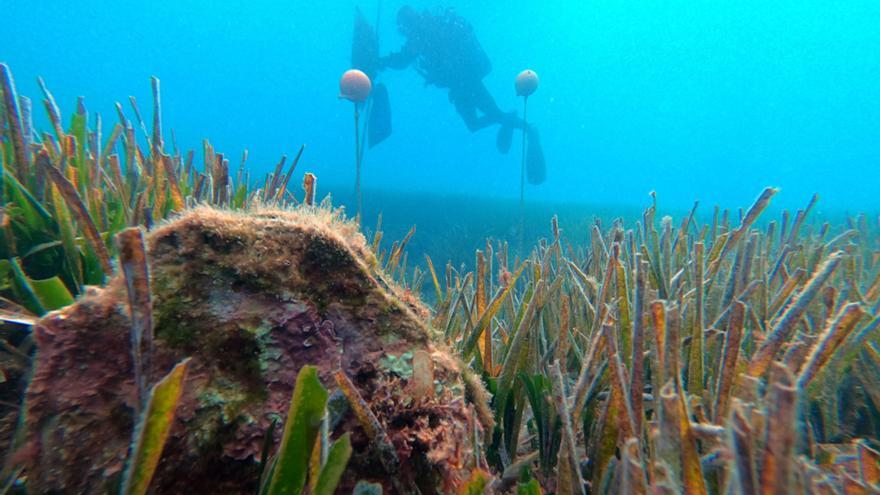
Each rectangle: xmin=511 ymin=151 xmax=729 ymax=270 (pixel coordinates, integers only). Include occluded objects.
xmin=374 ymin=6 xmax=545 ymax=183
xmin=378 ymin=8 xmax=527 ymax=136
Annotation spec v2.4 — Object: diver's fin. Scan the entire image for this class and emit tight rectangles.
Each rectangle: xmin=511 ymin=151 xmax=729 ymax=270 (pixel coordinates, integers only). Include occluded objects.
xmin=352 ymin=7 xmax=379 ymax=80
xmin=526 ymin=127 xmax=546 ymax=185
xmin=496 ymin=124 xmax=514 ymax=154
xmin=368 ymin=83 xmax=392 ymax=148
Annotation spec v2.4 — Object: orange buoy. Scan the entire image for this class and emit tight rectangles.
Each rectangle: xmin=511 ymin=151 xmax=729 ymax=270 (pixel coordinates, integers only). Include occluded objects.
xmin=515 ymin=69 xmax=539 ymax=97
xmin=339 ymin=69 xmax=372 ymax=103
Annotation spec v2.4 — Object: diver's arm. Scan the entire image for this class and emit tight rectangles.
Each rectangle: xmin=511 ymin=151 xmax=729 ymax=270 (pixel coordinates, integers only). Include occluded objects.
xmin=378 ymin=43 xmax=417 ymax=70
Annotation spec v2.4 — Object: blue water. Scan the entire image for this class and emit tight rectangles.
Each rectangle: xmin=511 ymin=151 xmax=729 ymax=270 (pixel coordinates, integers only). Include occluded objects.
xmin=4 ymin=0 xmax=879 ymax=216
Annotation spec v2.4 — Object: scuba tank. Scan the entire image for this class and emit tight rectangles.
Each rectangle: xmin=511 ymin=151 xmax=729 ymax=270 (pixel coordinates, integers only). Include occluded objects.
xmin=418 ymin=8 xmax=492 ymax=88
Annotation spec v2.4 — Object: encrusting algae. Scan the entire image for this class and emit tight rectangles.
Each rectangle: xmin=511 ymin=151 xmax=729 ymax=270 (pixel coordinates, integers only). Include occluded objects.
xmin=19 ymin=206 xmax=490 ymax=493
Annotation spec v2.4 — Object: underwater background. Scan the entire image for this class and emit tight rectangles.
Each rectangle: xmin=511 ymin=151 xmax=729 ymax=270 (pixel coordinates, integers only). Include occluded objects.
xmin=4 ymin=0 xmax=879 ymax=264
xmin=6 ymin=2 xmax=880 ymax=493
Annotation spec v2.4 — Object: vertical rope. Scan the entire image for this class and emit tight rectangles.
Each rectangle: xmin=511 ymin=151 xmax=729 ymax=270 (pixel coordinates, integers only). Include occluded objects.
xmin=354 ymin=103 xmax=362 ymax=221
xmin=519 ymin=96 xmax=529 ymax=252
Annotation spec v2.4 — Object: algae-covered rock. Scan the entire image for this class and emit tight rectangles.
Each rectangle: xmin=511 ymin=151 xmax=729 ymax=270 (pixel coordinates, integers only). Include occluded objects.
xmin=21 ymin=207 xmax=490 ymax=493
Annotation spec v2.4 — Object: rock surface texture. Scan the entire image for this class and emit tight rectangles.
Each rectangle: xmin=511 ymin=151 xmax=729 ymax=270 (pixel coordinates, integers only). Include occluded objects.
xmin=21 ymin=207 xmax=490 ymax=493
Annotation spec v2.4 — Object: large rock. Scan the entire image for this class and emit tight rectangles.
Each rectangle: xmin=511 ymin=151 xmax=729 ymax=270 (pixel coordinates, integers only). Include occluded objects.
xmin=20 ymin=207 xmax=490 ymax=493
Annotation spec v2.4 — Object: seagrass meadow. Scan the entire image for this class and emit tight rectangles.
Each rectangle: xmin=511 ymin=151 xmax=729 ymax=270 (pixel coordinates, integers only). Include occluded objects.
xmin=1 ymin=64 xmax=880 ymax=494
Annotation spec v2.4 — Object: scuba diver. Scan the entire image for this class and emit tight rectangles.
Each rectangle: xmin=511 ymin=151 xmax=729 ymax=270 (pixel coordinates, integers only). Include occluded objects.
xmin=353 ymin=5 xmax=545 ymax=183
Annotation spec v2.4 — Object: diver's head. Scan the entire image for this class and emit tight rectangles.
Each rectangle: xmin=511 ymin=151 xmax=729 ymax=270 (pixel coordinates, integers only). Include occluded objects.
xmin=397 ymin=5 xmax=420 ymax=37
